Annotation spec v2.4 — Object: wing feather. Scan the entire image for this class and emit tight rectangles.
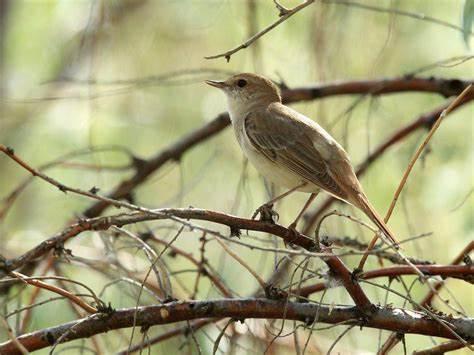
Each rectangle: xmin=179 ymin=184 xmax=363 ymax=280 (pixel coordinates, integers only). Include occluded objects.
xmin=244 ymin=106 xmax=348 ymax=200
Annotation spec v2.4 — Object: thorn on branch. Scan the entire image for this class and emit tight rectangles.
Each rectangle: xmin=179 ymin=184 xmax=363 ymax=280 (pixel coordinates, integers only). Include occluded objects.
xmin=352 ymin=267 xmax=363 ymax=281
xmin=139 ymin=231 xmax=153 ymax=242
xmin=132 ymin=156 xmax=148 ymax=172
xmin=441 ymin=79 xmax=465 ymax=97
xmin=320 ymin=235 xmax=333 ymax=247
xmin=388 ymin=274 xmax=399 ymax=283
xmin=123 ymin=192 xmax=135 ymax=204
xmin=96 ymin=301 xmax=115 ymax=315
xmin=273 ymin=0 xmax=291 ymax=16
xmin=396 ymin=332 xmax=405 ymax=341
xmin=229 ymin=225 xmax=241 ymax=238
xmin=89 ymin=186 xmax=100 ymax=194
xmin=140 ymin=325 xmax=150 ymax=333
xmin=53 ymin=244 xmax=73 ymax=261
xmin=163 ymin=296 xmax=178 ymax=304
xmin=463 ymin=254 xmax=472 ymax=265
xmin=264 ymin=284 xmax=288 ymax=300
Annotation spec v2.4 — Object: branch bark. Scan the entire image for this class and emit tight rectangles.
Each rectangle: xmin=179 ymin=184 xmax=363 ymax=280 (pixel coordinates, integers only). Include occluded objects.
xmin=0 ymin=299 xmax=472 ymax=354
xmin=295 ymin=264 xmax=474 ymax=297
xmin=1 ymin=208 xmax=371 ymax=310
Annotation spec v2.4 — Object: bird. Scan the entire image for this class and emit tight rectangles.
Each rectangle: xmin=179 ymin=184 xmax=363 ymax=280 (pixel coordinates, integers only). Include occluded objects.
xmin=206 ymin=73 xmax=399 ymax=248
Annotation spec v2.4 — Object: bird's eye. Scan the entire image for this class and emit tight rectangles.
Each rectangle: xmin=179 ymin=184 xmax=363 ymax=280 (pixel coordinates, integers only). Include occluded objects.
xmin=237 ymin=79 xmax=247 ymax=88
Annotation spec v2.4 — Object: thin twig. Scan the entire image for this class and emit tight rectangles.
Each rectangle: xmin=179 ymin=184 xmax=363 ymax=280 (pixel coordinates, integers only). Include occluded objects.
xmin=0 ymin=317 xmax=28 ymax=355
xmin=357 ymin=84 xmax=473 ymax=271
xmin=8 ymin=272 xmax=98 ymax=314
xmin=205 ymin=0 xmax=315 ymax=61
xmin=214 ymin=236 xmax=266 ymax=290
xmin=324 ymin=0 xmax=472 ymax=36
xmin=302 ymin=82 xmax=474 ymax=234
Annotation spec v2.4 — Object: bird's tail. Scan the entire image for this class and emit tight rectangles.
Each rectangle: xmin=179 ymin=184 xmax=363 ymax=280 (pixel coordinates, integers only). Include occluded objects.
xmin=354 ymin=194 xmax=400 ymax=249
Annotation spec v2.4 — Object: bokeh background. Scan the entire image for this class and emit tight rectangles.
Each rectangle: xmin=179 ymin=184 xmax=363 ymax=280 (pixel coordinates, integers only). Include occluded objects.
xmin=0 ymin=0 xmax=472 ymax=354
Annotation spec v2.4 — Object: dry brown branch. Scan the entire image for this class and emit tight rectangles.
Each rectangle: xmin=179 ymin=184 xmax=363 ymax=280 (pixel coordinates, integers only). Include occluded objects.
xmin=0 ymin=207 xmax=371 ymax=310
xmin=282 ymin=77 xmax=473 ymax=102
xmin=379 ymin=241 xmax=474 ymax=353
xmin=0 ymin=317 xmax=28 ymax=355
xmin=0 ymin=299 xmax=472 ymax=354
xmin=0 ymin=144 xmax=154 ymax=217
xmin=1 ymin=74 xmax=473 ymax=354
xmin=205 ymin=0 xmax=315 ymax=61
xmin=0 ymin=145 xmax=133 ymax=220
xmin=326 ymin=236 xmax=434 ymax=265
xmin=6 ymin=272 xmax=98 ymax=314
xmin=295 ymin=264 xmax=474 ymax=297
xmin=149 ymin=234 xmax=233 ymax=298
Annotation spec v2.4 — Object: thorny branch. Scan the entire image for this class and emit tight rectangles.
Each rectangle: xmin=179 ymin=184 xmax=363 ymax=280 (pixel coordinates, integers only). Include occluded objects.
xmin=0 ymin=299 xmax=472 ymax=354
xmin=0 ymin=206 xmax=370 ymax=310
xmin=357 ymin=84 xmax=473 ymax=271
xmin=205 ymin=0 xmax=315 ymax=61
xmin=205 ymin=0 xmax=472 ymax=61
xmin=295 ymin=264 xmax=474 ymax=298
xmin=1 ymin=76 xmax=473 ymax=353
xmin=2 ymin=0 xmax=473 ymax=353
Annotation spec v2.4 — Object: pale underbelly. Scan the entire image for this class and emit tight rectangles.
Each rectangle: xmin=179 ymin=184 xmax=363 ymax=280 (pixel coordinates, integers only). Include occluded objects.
xmin=242 ymin=143 xmax=319 ymax=193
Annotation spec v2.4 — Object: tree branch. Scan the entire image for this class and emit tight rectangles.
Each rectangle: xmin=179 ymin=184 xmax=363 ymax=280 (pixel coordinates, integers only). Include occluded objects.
xmin=205 ymin=0 xmax=315 ymax=61
xmin=295 ymin=264 xmax=474 ymax=297
xmin=0 ymin=299 xmax=471 ymax=354
xmin=0 ymin=298 xmax=474 ymax=354
xmin=1 ymin=207 xmax=371 ymax=310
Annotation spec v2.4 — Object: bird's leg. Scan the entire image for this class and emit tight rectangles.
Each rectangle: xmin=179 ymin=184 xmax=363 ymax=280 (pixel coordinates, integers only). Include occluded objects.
xmin=288 ymin=192 xmax=319 ymax=232
xmin=252 ymin=182 xmax=306 ymax=223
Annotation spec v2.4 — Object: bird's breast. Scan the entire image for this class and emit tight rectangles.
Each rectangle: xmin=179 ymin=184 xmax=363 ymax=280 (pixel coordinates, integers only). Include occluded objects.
xmin=233 ymin=125 xmax=316 ymax=193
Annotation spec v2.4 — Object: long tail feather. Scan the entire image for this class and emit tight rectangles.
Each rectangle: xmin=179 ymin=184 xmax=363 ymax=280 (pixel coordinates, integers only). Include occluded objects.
xmin=355 ymin=194 xmax=400 ymax=249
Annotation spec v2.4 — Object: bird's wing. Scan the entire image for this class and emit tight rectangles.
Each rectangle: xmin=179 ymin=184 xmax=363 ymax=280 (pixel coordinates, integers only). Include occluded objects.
xmin=243 ymin=104 xmax=349 ymax=200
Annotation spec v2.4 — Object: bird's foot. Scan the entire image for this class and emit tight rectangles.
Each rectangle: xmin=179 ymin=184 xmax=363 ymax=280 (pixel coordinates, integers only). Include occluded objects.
xmin=252 ymin=203 xmax=279 ymax=223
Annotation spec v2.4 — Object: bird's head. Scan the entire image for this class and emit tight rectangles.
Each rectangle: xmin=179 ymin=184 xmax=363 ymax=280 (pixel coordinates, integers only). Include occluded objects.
xmin=206 ymin=73 xmax=281 ymax=116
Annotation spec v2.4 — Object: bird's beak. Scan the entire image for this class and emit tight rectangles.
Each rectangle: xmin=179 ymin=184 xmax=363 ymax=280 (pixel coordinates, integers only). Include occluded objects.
xmin=205 ymin=80 xmax=227 ymax=89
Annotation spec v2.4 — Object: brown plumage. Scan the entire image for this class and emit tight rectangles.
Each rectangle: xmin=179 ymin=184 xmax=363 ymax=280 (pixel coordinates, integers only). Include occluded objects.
xmin=206 ymin=73 xmax=399 ymax=247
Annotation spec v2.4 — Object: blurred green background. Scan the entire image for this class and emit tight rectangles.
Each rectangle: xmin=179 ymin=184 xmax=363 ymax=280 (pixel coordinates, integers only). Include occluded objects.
xmin=0 ymin=0 xmax=472 ymax=354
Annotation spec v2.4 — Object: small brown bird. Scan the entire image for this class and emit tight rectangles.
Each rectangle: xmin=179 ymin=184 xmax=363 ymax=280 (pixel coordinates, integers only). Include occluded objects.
xmin=206 ymin=73 xmax=399 ymax=247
